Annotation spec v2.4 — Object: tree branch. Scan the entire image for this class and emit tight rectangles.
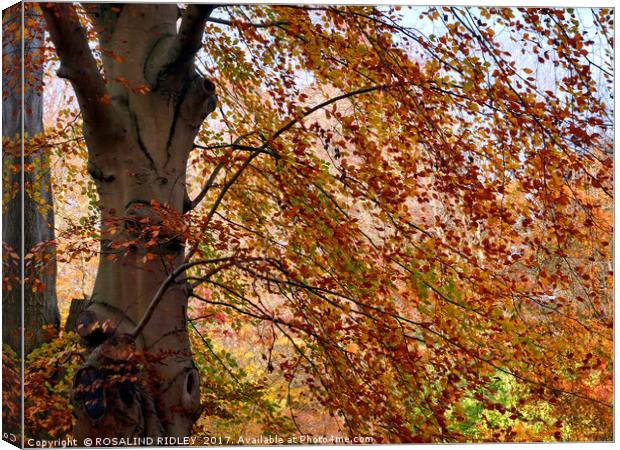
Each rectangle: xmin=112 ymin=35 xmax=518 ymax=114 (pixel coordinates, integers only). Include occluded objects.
xmin=188 ymin=130 xmax=275 ymax=212
xmin=131 ymin=257 xmax=235 ymax=339
xmin=203 ymin=151 xmax=260 ymax=227
xmin=185 ymin=162 xmax=224 ymax=213
xmin=144 ymin=4 xmax=218 ymax=86
xmin=188 ymin=319 xmax=240 ymax=383
xmin=175 ymin=4 xmax=217 ymax=65
xmin=270 ymin=85 xmax=387 ymax=144
xmin=193 ymin=142 xmax=274 ymax=156
xmin=39 ymin=3 xmax=112 ymax=131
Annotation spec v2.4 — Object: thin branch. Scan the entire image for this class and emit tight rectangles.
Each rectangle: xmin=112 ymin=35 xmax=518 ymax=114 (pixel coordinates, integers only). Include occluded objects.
xmin=189 ymin=130 xmax=275 ymax=212
xmin=189 ymin=319 xmax=240 ymax=383
xmin=206 ymin=16 xmax=289 ymax=29
xmin=186 ymin=162 xmax=224 ymax=212
xmin=204 ymin=152 xmax=260 ymax=226
xmin=270 ymin=85 xmax=387 ymax=144
xmin=193 ymin=142 xmax=275 ymax=156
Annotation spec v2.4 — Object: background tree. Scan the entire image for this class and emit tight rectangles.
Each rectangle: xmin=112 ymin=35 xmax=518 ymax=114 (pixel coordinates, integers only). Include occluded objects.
xmin=3 ymin=4 xmax=59 ymax=355
xmin=3 ymin=5 xmax=60 ymax=446
xmin=30 ymin=3 xmax=613 ymax=443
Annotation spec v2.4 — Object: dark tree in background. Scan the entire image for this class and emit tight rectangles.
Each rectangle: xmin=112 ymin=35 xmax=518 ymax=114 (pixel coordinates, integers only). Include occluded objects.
xmin=3 ymin=5 xmax=58 ymax=355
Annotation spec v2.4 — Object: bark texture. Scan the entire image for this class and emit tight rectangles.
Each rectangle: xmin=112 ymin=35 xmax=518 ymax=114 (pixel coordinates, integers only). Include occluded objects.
xmin=2 ymin=5 xmax=59 ymax=355
xmin=41 ymin=4 xmax=217 ymax=441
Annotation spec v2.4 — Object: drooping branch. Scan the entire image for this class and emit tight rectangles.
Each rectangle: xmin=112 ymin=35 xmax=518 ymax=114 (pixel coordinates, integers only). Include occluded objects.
xmin=39 ymin=3 xmax=113 ymax=132
xmin=188 ymin=319 xmax=240 ymax=383
xmin=197 ymin=83 xmax=385 ymax=221
xmin=190 ymin=283 xmax=327 ymax=344
xmin=233 ymin=261 xmax=614 ymax=409
xmin=204 ymin=151 xmax=260 ymax=226
xmin=270 ymin=84 xmax=387 ymax=144
xmin=199 ymin=85 xmax=388 ymax=223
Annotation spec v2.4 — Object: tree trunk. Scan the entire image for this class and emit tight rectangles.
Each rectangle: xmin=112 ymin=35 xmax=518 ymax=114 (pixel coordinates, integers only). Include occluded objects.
xmin=2 ymin=4 xmax=59 ymax=355
xmin=41 ymin=4 xmax=217 ymax=441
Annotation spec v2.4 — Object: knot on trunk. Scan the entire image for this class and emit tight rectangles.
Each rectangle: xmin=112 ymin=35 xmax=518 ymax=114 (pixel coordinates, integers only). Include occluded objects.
xmin=77 ymin=310 xmax=113 ymax=347
xmin=87 ymin=161 xmax=116 ymax=183
xmin=165 ymin=367 xmax=202 ymax=422
xmin=180 ymin=75 xmax=217 ymax=129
